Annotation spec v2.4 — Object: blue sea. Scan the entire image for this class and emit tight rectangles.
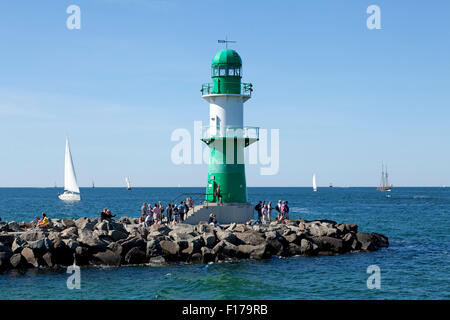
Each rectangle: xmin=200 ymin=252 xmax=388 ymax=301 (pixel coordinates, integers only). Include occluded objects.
xmin=0 ymin=187 xmax=449 ymax=300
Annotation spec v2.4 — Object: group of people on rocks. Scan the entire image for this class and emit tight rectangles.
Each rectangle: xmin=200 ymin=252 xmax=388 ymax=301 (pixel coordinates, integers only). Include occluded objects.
xmin=99 ymin=208 xmax=116 ymax=221
xmin=138 ymin=197 xmax=194 ymax=226
xmin=253 ymin=200 xmax=290 ymax=224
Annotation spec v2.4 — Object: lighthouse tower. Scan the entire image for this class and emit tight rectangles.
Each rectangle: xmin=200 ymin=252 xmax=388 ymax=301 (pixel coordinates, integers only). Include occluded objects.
xmin=185 ymin=47 xmax=258 ymax=224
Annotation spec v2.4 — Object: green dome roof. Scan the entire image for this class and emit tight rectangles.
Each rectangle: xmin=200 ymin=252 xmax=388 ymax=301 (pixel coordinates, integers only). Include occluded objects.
xmin=211 ymin=49 xmax=242 ymax=67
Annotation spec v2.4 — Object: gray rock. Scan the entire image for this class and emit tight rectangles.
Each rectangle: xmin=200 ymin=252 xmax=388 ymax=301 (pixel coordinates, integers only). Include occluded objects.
xmin=160 ymin=240 xmax=180 ymax=258
xmin=319 ymin=236 xmax=345 ymax=254
xmin=124 ymin=247 xmax=147 ymax=264
xmin=215 ymin=230 xmax=241 ymax=246
xmin=61 ymin=219 xmax=76 ymax=228
xmin=108 ymin=230 xmax=128 ymax=241
xmin=200 ymin=247 xmax=215 ymax=263
xmin=300 ymin=238 xmax=318 ymax=256
xmin=75 ymin=217 xmax=96 ymax=231
xmin=62 ymin=239 xmax=79 ymax=251
xmin=7 ymin=221 xmax=21 ymax=232
xmin=20 ymin=230 xmax=48 ymax=242
xmin=337 ymin=223 xmax=358 ymax=234
xmin=28 ymin=237 xmax=53 ymax=256
xmin=60 ymin=226 xmax=78 ymax=239
xmin=356 ymin=232 xmax=388 ymax=251
xmin=202 ymin=232 xmax=216 ymax=249
xmin=120 ymin=237 xmax=146 ymax=256
xmin=237 ymin=244 xmax=269 ymax=260
xmin=12 ymin=238 xmax=27 ymax=253
xmin=77 ymin=229 xmax=108 ymax=250
xmin=52 ymin=239 xmax=74 ymax=265
xmin=42 ymin=252 xmax=54 ymax=267
xmin=21 ymin=247 xmax=39 ymax=267
xmin=0 ymin=251 xmax=13 ymax=270
xmin=235 ymin=231 xmax=265 ymax=246
xmin=92 ymin=249 xmax=121 ymax=266
xmin=212 ymin=240 xmax=239 ymax=258
xmin=149 ymin=256 xmax=166 ymax=265
xmin=146 ymin=240 xmax=162 ymax=257
xmin=10 ymin=253 xmax=26 ymax=268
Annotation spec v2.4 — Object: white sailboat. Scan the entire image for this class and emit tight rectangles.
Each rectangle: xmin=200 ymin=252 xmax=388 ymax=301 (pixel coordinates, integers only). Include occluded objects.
xmin=125 ymin=177 xmax=131 ymax=190
xmin=312 ymin=174 xmax=317 ymax=192
xmin=58 ymin=137 xmax=81 ymax=201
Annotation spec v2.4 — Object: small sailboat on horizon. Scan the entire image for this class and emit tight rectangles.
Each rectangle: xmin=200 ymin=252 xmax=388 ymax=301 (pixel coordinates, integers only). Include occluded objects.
xmin=377 ymin=162 xmax=393 ymax=192
xmin=58 ymin=137 xmax=81 ymax=201
xmin=313 ymin=174 xmax=317 ymax=192
xmin=125 ymin=177 xmax=131 ymax=190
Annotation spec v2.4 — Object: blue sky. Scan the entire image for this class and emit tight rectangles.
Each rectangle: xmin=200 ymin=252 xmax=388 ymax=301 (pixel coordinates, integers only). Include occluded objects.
xmin=0 ymin=0 xmax=449 ymax=187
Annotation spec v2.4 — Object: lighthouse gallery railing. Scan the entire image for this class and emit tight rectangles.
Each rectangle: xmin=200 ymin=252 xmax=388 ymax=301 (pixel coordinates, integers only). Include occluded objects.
xmin=201 ymin=82 xmax=253 ymax=97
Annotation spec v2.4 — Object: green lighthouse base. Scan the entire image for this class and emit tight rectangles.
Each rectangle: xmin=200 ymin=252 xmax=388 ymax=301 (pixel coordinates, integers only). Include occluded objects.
xmin=184 ymin=202 xmax=254 ymax=225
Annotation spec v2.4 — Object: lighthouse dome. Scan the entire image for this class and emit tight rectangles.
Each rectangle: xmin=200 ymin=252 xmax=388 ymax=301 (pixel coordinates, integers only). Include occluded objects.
xmin=211 ymin=49 xmax=242 ymax=67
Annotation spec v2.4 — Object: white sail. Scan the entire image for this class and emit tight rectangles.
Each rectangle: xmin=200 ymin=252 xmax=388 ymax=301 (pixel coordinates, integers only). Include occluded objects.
xmin=125 ymin=177 xmax=131 ymax=189
xmin=313 ymin=174 xmax=317 ymax=192
xmin=64 ymin=137 xmax=80 ymax=194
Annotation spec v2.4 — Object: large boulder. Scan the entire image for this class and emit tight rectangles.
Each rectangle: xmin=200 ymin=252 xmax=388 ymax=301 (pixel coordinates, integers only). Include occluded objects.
xmin=108 ymin=230 xmax=128 ymax=242
xmin=202 ymin=232 xmax=216 ymax=249
xmin=75 ymin=217 xmax=96 ymax=231
xmin=107 ymin=242 xmax=123 ymax=256
xmin=308 ymin=222 xmax=339 ymax=238
xmin=20 ymin=230 xmax=48 ymax=242
xmin=27 ymin=237 xmax=53 ymax=257
xmin=318 ymin=236 xmax=345 ymax=254
xmin=215 ymin=230 xmax=241 ymax=246
xmin=77 ymin=229 xmax=108 ymax=251
xmin=92 ymin=249 xmax=121 ymax=266
xmin=159 ymin=240 xmax=180 ymax=259
xmin=61 ymin=219 xmax=76 ymax=228
xmin=7 ymin=222 xmax=21 ymax=232
xmin=146 ymin=240 xmax=162 ymax=257
xmin=52 ymin=239 xmax=74 ymax=265
xmin=10 ymin=253 xmax=26 ymax=269
xmin=200 ymin=247 xmax=216 ymax=263
xmin=124 ymin=247 xmax=147 ymax=264
xmin=74 ymin=246 xmax=89 ymax=266
xmin=21 ymin=247 xmax=39 ymax=267
xmin=235 ymin=231 xmax=265 ymax=246
xmin=42 ymin=252 xmax=54 ymax=267
xmin=300 ymin=238 xmax=318 ymax=256
xmin=120 ymin=237 xmax=146 ymax=257
xmin=60 ymin=226 xmax=78 ymax=240
xmin=212 ymin=240 xmax=239 ymax=259
xmin=237 ymin=244 xmax=269 ymax=260
xmin=12 ymin=238 xmax=27 ymax=253
xmin=337 ymin=223 xmax=358 ymax=234
xmin=356 ymin=232 xmax=389 ymax=251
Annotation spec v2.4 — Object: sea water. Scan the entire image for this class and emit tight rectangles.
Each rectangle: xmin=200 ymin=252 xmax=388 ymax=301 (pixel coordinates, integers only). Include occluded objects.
xmin=0 ymin=187 xmax=449 ymax=299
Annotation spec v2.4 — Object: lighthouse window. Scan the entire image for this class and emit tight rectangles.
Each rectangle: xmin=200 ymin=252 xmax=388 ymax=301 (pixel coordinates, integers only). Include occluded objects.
xmin=212 ymin=67 xmax=219 ymax=76
xmin=228 ymin=68 xmax=235 ymax=76
xmin=219 ymin=67 xmax=226 ymax=76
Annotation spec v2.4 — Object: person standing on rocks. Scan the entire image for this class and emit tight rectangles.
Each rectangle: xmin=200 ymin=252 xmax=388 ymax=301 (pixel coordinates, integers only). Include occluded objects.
xmin=141 ymin=202 xmax=148 ymax=216
xmin=152 ymin=204 xmax=160 ymax=224
xmin=158 ymin=201 xmax=164 ymax=221
xmin=166 ymin=203 xmax=172 ymax=223
xmin=267 ymin=201 xmax=273 ymax=222
xmin=285 ymin=201 xmax=290 ymax=220
xmin=172 ymin=205 xmax=180 ymax=224
xmin=178 ymin=201 xmax=186 ymax=222
xmin=254 ymin=201 xmax=262 ymax=220
xmin=261 ymin=204 xmax=268 ymax=224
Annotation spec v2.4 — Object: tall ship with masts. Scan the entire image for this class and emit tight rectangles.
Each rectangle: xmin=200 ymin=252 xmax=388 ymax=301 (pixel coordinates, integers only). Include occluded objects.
xmin=377 ymin=162 xmax=393 ymax=191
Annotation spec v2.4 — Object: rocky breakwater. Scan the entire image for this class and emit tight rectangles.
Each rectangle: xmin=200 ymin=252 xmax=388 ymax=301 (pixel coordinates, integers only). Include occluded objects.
xmin=0 ymin=217 xmax=389 ymax=271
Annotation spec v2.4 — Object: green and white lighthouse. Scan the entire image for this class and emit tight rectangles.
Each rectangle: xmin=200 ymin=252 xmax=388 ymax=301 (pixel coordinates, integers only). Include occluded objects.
xmin=185 ymin=45 xmax=259 ymax=224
